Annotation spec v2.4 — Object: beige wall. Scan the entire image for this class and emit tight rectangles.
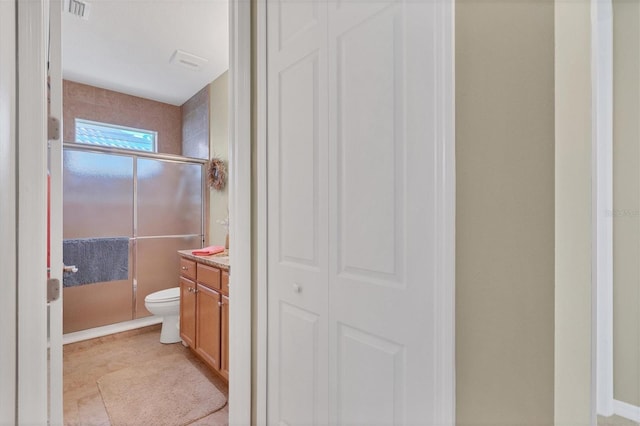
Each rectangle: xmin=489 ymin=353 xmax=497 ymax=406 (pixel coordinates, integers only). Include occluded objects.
xmin=208 ymin=71 xmax=229 ymax=247
xmin=456 ymin=1 xmax=555 ymax=424
xmin=62 ymin=80 xmax=182 ymax=155
xmin=613 ymin=0 xmax=640 ymax=407
xmin=554 ymin=0 xmax=593 ymax=423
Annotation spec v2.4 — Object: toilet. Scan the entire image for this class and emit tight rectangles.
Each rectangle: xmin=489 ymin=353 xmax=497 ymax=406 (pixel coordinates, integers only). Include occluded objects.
xmin=144 ymin=287 xmax=181 ymax=344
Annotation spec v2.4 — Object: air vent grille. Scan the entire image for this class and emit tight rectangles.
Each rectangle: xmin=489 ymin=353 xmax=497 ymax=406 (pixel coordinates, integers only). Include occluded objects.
xmin=170 ymin=50 xmax=208 ymax=71
xmin=67 ymin=0 xmax=90 ymax=19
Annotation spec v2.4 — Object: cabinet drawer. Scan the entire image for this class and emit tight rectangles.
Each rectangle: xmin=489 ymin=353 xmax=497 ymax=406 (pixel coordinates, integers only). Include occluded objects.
xmin=180 ymin=258 xmax=196 ymax=281
xmin=197 ymin=263 xmax=221 ymax=290
xmin=221 ymin=270 xmax=230 ymax=295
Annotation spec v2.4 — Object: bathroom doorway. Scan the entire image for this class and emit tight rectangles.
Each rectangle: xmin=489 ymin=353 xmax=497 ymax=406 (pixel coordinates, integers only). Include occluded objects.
xmin=57 ymin=0 xmax=242 ymax=424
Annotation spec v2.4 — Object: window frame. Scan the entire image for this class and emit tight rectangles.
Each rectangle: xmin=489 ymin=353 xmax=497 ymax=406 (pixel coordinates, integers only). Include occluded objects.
xmin=74 ymin=118 xmax=158 ymax=153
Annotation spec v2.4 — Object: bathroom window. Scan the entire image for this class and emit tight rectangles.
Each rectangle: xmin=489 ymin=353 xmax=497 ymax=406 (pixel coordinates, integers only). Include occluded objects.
xmin=75 ymin=119 xmax=157 ymax=153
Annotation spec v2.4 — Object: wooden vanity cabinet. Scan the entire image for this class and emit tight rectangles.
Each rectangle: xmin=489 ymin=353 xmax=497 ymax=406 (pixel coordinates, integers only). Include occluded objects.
xmin=179 ymin=277 xmax=197 ymax=348
xmin=179 ymin=255 xmax=229 ymax=381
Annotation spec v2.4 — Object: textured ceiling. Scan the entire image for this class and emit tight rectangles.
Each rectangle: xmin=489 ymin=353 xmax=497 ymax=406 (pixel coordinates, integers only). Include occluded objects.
xmin=62 ymin=0 xmax=229 ymax=106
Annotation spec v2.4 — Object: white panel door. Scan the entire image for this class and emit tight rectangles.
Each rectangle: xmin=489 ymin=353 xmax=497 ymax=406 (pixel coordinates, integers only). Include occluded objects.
xmin=267 ymin=0 xmax=454 ymax=424
xmin=267 ymin=0 xmax=329 ymax=423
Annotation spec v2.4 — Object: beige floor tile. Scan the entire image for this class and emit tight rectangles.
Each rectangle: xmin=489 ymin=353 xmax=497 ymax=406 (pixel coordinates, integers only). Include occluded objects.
xmin=63 ymin=325 xmax=227 ymax=426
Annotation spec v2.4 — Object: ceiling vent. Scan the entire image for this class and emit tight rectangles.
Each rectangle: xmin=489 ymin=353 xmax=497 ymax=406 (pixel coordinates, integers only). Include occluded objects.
xmin=66 ymin=0 xmax=90 ymax=19
xmin=170 ymin=50 xmax=208 ymax=71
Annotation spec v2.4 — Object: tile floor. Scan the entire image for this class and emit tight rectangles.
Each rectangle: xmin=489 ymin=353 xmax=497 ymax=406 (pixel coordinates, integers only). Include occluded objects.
xmin=63 ymin=324 xmax=228 ymax=426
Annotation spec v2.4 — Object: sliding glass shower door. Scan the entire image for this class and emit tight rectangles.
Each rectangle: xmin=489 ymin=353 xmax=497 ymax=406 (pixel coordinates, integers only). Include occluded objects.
xmin=135 ymin=158 xmax=203 ymax=318
xmin=62 ymin=146 xmax=205 ymax=333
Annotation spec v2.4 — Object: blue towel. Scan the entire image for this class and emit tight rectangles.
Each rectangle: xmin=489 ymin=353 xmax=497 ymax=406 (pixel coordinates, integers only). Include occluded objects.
xmin=63 ymin=237 xmax=130 ymax=287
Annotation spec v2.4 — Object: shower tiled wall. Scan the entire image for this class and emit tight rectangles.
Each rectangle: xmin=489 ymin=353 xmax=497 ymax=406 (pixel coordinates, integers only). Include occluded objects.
xmin=181 ymin=84 xmax=210 ymax=159
xmin=63 ymin=80 xmax=183 ymax=155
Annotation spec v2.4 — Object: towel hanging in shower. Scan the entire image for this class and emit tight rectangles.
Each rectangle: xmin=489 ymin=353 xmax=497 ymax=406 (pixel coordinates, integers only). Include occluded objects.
xmin=62 ymin=237 xmax=130 ymax=287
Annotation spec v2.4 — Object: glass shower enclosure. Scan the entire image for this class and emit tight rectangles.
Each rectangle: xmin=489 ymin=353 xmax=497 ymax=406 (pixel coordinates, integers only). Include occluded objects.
xmin=62 ymin=144 xmax=205 ymax=334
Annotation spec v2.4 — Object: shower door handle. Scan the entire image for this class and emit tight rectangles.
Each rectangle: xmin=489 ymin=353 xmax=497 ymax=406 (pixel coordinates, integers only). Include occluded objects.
xmin=63 ymin=264 xmax=78 ymax=273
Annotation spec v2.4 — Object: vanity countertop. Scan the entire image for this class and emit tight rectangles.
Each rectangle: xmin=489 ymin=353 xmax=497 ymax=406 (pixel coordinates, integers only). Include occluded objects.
xmin=178 ymin=249 xmax=230 ymax=271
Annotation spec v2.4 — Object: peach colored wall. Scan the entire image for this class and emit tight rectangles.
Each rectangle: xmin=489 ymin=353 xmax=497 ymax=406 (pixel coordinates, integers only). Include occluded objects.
xmin=181 ymin=84 xmax=210 ymax=159
xmin=63 ymin=80 xmax=182 ymax=155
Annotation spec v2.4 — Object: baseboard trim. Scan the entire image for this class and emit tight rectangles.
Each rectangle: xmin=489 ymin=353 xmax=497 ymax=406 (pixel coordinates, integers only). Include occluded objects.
xmin=613 ymin=399 xmax=640 ymax=423
xmin=62 ymin=317 xmax=163 ymax=345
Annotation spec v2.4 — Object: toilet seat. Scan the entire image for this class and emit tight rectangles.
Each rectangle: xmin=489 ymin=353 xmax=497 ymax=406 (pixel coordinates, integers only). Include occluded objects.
xmin=145 ymin=287 xmax=180 ymax=303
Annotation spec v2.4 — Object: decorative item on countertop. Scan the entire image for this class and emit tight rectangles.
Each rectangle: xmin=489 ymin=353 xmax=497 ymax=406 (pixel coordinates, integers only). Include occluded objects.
xmin=207 ymin=157 xmax=227 ymax=191
xmin=217 ymin=216 xmax=229 ymax=249
xmin=192 ymin=246 xmax=225 ymax=256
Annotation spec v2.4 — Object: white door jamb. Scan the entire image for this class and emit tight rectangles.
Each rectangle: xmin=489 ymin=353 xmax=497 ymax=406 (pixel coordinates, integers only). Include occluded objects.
xmin=0 ymin=0 xmax=17 ymax=423
xmin=17 ymin=0 xmax=50 ymax=423
xmin=255 ymin=0 xmax=269 ymax=424
xmin=228 ymin=0 xmax=252 ymax=424
xmin=592 ymin=0 xmax=614 ymax=419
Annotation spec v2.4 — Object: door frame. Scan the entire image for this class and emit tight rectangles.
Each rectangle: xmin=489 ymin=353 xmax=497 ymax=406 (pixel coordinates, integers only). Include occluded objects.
xmin=49 ymin=0 xmax=65 ymax=424
xmin=255 ymin=0 xmax=268 ymax=424
xmin=16 ymin=0 xmax=51 ymax=423
xmin=253 ymin=0 xmax=456 ymax=424
xmin=592 ymin=0 xmax=614 ymax=419
xmin=5 ymin=0 xmax=63 ymax=423
xmin=0 ymin=0 xmax=18 ymax=423
xmin=6 ymin=0 xmax=256 ymax=423
xmin=228 ymin=0 xmax=252 ymax=424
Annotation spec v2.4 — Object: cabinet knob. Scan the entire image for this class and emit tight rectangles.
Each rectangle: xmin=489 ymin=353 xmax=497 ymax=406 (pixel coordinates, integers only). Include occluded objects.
xmin=293 ymin=283 xmax=302 ymax=293
xmin=182 ymin=266 xmax=188 ymax=270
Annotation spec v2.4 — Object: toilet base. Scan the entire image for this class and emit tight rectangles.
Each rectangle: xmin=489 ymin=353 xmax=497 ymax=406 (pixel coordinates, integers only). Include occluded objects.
xmin=159 ymin=314 xmax=181 ymax=344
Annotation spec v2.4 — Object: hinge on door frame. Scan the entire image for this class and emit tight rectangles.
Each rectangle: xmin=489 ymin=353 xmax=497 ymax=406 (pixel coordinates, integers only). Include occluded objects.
xmin=47 ymin=278 xmax=60 ymax=303
xmin=48 ymin=116 xmax=60 ymax=140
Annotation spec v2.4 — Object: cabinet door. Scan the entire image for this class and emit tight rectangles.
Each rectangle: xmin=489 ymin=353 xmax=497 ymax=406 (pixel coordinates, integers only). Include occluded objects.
xmin=179 ymin=277 xmax=197 ymax=347
xmin=195 ymin=284 xmax=221 ymax=371
xmin=220 ymin=295 xmax=229 ymax=380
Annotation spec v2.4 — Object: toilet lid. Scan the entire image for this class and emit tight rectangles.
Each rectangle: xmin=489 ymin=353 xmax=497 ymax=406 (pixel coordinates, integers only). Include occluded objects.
xmin=145 ymin=287 xmax=180 ymax=303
